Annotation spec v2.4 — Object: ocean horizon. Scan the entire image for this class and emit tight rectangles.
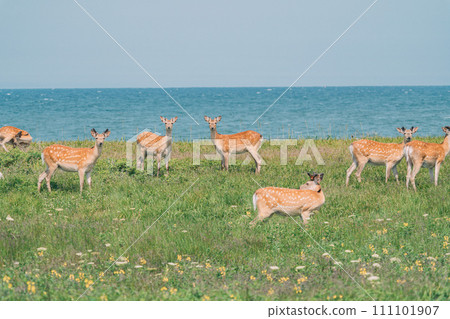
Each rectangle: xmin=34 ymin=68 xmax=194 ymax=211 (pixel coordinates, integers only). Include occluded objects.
xmin=1 ymin=86 xmax=449 ymax=141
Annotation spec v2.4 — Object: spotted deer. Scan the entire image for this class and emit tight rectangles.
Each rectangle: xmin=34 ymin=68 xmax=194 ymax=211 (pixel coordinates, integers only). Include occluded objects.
xmin=38 ymin=128 xmax=110 ymax=193
xmin=405 ymin=126 xmax=450 ymax=191
xmin=0 ymin=126 xmax=33 ymax=152
xmin=346 ymin=127 xmax=418 ymax=186
xmin=204 ymin=116 xmax=263 ymax=174
xmin=137 ymin=116 xmax=178 ymax=176
xmin=251 ymin=173 xmax=325 ymax=226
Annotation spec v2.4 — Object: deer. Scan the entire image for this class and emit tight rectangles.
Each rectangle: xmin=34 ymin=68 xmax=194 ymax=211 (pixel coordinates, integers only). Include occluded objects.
xmin=38 ymin=128 xmax=110 ymax=193
xmin=204 ymin=116 xmax=263 ymax=174
xmin=0 ymin=126 xmax=33 ymax=152
xmin=251 ymin=172 xmax=325 ymax=226
xmin=136 ymin=116 xmax=178 ymax=177
xmin=405 ymin=126 xmax=450 ymax=191
xmin=346 ymin=127 xmax=418 ymax=186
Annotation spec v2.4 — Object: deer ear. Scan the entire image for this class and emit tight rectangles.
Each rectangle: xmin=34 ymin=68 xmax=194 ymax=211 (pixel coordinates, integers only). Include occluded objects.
xmin=319 ymin=173 xmax=324 ymax=181
xmin=216 ymin=116 xmax=222 ymax=122
xmin=443 ymin=127 xmax=450 ymax=133
xmin=16 ymin=131 xmax=23 ymax=138
xmin=172 ymin=117 xmax=178 ymax=123
xmin=160 ymin=116 xmax=166 ymax=123
xmin=204 ymin=116 xmax=210 ymax=122
xmin=91 ymin=128 xmax=98 ymax=137
xmin=103 ymin=129 xmax=111 ymax=137
xmin=396 ymin=128 xmax=403 ymax=134
xmin=411 ymin=127 xmax=418 ymax=133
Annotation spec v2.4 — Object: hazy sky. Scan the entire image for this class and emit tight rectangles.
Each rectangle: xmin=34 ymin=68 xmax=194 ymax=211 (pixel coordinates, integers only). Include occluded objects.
xmin=1 ymin=0 xmax=449 ymax=88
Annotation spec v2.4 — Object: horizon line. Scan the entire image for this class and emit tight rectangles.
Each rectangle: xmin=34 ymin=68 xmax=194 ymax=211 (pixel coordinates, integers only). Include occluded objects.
xmin=1 ymin=84 xmax=450 ymax=90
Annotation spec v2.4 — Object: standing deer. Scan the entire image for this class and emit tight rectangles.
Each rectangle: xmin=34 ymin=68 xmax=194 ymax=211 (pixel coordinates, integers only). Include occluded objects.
xmin=346 ymin=127 xmax=418 ymax=186
xmin=137 ymin=116 xmax=178 ymax=177
xmin=251 ymin=172 xmax=325 ymax=226
xmin=405 ymin=126 xmax=450 ymax=191
xmin=204 ymin=116 xmax=263 ymax=174
xmin=0 ymin=126 xmax=33 ymax=152
xmin=38 ymin=128 xmax=110 ymax=193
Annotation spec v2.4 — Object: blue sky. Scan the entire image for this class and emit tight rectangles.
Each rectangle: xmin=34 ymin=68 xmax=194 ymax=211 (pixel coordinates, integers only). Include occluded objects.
xmin=0 ymin=0 xmax=449 ymax=88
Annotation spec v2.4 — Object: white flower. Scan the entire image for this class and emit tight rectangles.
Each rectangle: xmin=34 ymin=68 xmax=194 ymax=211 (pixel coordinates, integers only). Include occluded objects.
xmin=269 ymin=266 xmax=279 ymax=270
xmin=37 ymin=247 xmax=47 ymax=251
xmin=295 ymin=266 xmax=305 ymax=270
xmin=367 ymin=276 xmax=379 ymax=281
xmin=6 ymin=215 xmax=14 ymax=221
xmin=350 ymin=259 xmax=361 ymax=263
xmin=345 ymin=250 xmax=352 ymax=253
xmin=105 ymin=243 xmax=111 ymax=247
xmin=390 ymin=257 xmax=401 ymax=263
xmin=372 ymin=263 xmax=381 ymax=268
xmin=167 ymin=262 xmax=177 ymax=266
xmin=134 ymin=265 xmax=143 ymax=268
xmin=372 ymin=254 xmax=380 ymax=258
xmin=55 ymin=208 xmax=63 ymax=212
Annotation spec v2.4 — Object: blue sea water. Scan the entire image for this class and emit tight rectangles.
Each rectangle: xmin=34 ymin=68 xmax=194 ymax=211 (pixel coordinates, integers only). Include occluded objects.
xmin=0 ymin=86 xmax=448 ymax=141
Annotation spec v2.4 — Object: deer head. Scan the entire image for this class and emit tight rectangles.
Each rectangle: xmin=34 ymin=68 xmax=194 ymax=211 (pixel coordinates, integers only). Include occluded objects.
xmin=396 ymin=126 xmax=418 ymax=143
xmin=204 ymin=116 xmax=222 ymax=132
xmin=442 ymin=126 xmax=450 ymax=136
xmin=91 ymin=128 xmax=111 ymax=148
xmin=300 ymin=172 xmax=324 ymax=191
xmin=160 ymin=116 xmax=178 ymax=134
xmin=12 ymin=130 xmax=33 ymax=149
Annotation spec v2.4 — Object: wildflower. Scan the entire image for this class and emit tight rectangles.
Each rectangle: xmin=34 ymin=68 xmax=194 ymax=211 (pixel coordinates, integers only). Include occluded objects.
xmin=205 ymin=263 xmax=211 ymax=269
xmin=139 ymin=258 xmax=147 ymax=265
xmin=267 ymin=288 xmax=274 ymax=295
xmin=202 ymin=295 xmax=210 ymax=301
xmin=382 ymin=248 xmax=388 ymax=254
xmin=170 ymin=287 xmax=178 ymax=295
xmin=27 ymin=281 xmax=36 ymax=294
xmin=38 ymin=251 xmax=44 ymax=257
xmin=418 ymin=267 xmax=423 ymax=272
xmin=177 ymin=255 xmax=182 ymax=261
xmin=69 ymin=274 xmax=75 ymax=280
xmin=250 ymin=275 xmax=256 ymax=281
xmin=294 ymin=286 xmax=302 ymax=294
xmin=100 ymin=295 xmax=108 ymax=301
xmin=217 ymin=266 xmax=226 ymax=277
xmin=443 ymin=242 xmax=448 ymax=249
xmin=396 ymin=279 xmax=406 ymax=284
xmin=162 ymin=277 xmax=169 ymax=283
xmin=3 ymin=275 xmax=11 ymax=283
xmin=161 ymin=286 xmax=167 ymax=291
xmin=431 ymin=233 xmax=437 ymax=238
xmin=297 ymin=276 xmax=308 ymax=284
xmin=359 ymin=268 xmax=367 ymax=276
xmin=109 ymin=255 xmax=115 ymax=262
xmin=403 ymin=223 xmax=408 ymax=227
xmin=186 ymin=257 xmax=191 ymax=262
xmin=246 ymin=211 xmax=251 ymax=217
xmin=278 ymin=277 xmax=289 ymax=283
xmin=84 ymin=278 xmax=94 ymax=289
xmin=383 ymin=228 xmax=387 ymax=234
xmin=266 ymin=274 xmax=273 ymax=281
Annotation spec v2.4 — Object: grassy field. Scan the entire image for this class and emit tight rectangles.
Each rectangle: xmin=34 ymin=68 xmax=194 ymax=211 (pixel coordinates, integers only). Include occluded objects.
xmin=0 ymin=137 xmax=449 ymax=301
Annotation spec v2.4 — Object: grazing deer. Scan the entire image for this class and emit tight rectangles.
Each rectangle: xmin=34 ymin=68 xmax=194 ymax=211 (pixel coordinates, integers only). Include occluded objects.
xmin=38 ymin=128 xmax=110 ymax=193
xmin=251 ymin=173 xmax=325 ymax=226
xmin=137 ymin=116 xmax=178 ymax=176
xmin=0 ymin=126 xmax=33 ymax=152
xmin=204 ymin=116 xmax=263 ymax=174
xmin=346 ymin=127 xmax=418 ymax=186
xmin=405 ymin=126 xmax=450 ymax=191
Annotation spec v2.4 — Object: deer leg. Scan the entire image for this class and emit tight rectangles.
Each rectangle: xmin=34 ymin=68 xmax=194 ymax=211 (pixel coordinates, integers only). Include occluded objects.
xmin=156 ymin=153 xmax=162 ymax=177
xmin=223 ymin=152 xmax=229 ymax=171
xmin=0 ymin=137 xmax=11 ymax=152
xmin=250 ymin=207 xmax=273 ymax=227
xmin=45 ymin=165 xmax=57 ymax=193
xmin=355 ymin=159 xmax=368 ymax=183
xmin=346 ymin=161 xmax=357 ymax=186
xmin=165 ymin=153 xmax=170 ymax=175
xmin=385 ymin=163 xmax=394 ymax=183
xmin=221 ymin=156 xmax=225 ymax=170
xmin=38 ymin=168 xmax=49 ymax=193
xmin=410 ymin=162 xmax=421 ymax=192
xmin=78 ymin=169 xmax=85 ymax=194
xmin=406 ymin=159 xmax=412 ymax=188
xmin=434 ymin=162 xmax=441 ymax=186
xmin=86 ymin=171 xmax=92 ymax=189
xmin=301 ymin=210 xmax=311 ymax=225
xmin=392 ymin=165 xmax=399 ymax=184
xmin=429 ymin=167 xmax=435 ymax=184
xmin=247 ymin=147 xmax=262 ymax=174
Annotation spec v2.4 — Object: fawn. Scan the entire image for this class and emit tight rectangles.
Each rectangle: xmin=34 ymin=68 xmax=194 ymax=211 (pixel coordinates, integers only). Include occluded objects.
xmin=38 ymin=128 xmax=110 ymax=193
xmin=405 ymin=126 xmax=450 ymax=191
xmin=0 ymin=126 xmax=33 ymax=152
xmin=251 ymin=173 xmax=325 ymax=226
xmin=204 ymin=116 xmax=263 ymax=174
xmin=346 ymin=127 xmax=418 ymax=186
xmin=137 ymin=116 xmax=178 ymax=176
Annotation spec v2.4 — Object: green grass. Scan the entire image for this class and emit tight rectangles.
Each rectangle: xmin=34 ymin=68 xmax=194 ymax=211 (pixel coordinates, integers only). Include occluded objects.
xmin=0 ymin=137 xmax=449 ymax=301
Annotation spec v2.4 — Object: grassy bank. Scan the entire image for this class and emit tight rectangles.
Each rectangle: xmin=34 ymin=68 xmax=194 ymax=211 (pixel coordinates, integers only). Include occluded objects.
xmin=0 ymin=137 xmax=449 ymax=301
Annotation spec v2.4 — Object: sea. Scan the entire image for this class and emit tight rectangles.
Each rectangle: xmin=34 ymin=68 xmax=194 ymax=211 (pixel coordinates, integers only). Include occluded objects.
xmin=0 ymin=86 xmax=448 ymax=141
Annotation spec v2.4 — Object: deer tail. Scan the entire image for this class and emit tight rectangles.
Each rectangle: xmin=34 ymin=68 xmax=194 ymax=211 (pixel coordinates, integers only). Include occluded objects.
xmin=41 ymin=152 xmax=45 ymax=165
xmin=252 ymin=192 xmax=257 ymax=211
xmin=349 ymin=144 xmax=356 ymax=163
